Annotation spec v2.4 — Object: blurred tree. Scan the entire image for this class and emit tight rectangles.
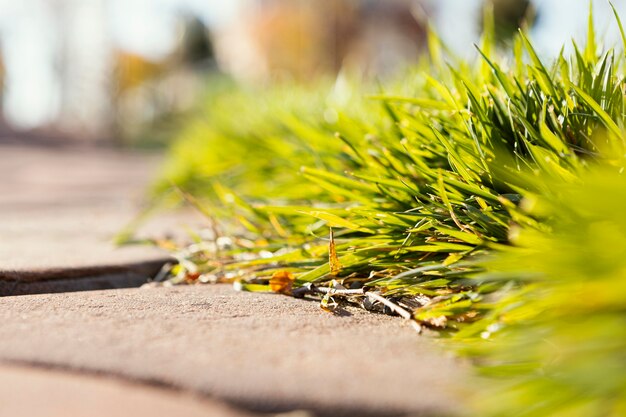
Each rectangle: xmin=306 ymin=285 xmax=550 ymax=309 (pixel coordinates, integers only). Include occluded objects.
xmin=179 ymin=15 xmax=215 ymax=65
xmin=484 ymin=0 xmax=535 ymax=42
xmin=112 ymin=14 xmax=219 ymax=145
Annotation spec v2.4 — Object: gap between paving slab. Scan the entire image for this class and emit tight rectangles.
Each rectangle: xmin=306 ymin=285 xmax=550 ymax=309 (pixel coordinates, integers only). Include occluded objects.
xmin=0 ymin=260 xmax=168 ymax=296
xmin=0 ymin=284 xmax=471 ymax=417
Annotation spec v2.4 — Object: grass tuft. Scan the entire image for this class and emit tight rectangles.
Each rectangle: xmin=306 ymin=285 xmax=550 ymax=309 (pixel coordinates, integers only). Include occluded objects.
xmin=152 ymin=10 xmax=626 ymax=416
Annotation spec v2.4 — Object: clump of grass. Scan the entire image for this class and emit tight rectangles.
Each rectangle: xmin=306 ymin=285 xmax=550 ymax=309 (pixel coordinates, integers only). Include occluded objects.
xmin=154 ymin=4 xmax=626 ymax=416
xmin=456 ymin=168 xmax=626 ymax=416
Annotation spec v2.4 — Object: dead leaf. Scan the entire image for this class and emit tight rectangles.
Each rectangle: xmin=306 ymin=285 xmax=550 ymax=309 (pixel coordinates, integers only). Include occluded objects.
xmin=185 ymin=272 xmax=200 ymax=282
xmin=269 ymin=271 xmax=295 ymax=295
xmin=329 ymin=228 xmax=342 ymax=276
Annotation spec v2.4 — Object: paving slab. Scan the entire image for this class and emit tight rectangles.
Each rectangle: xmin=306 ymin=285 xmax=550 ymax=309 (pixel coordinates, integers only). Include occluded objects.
xmin=0 ymin=143 xmax=205 ymax=295
xmin=0 ymin=285 xmax=470 ymax=417
xmin=0 ymin=363 xmax=254 ymax=417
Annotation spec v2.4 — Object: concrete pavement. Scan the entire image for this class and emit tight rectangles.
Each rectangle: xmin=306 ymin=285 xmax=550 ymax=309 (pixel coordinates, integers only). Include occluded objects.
xmin=0 ymin=363 xmax=254 ymax=417
xmin=0 ymin=285 xmax=469 ymax=416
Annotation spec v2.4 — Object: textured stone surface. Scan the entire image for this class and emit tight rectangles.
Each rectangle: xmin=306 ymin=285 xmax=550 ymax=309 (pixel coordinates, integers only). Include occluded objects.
xmin=0 ymin=144 xmax=204 ymax=294
xmin=0 ymin=285 xmax=469 ymax=416
xmin=0 ymin=363 xmax=254 ymax=417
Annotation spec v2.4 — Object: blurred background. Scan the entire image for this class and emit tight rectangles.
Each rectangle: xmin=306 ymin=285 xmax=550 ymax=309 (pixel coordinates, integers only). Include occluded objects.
xmin=0 ymin=0 xmax=624 ymax=145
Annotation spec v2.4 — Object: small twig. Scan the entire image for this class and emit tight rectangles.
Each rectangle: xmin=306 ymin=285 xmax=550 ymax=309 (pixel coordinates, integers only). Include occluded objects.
xmin=317 ymin=287 xmax=365 ymax=296
xmin=366 ymin=291 xmax=422 ymax=334
xmin=366 ymin=291 xmax=411 ymax=319
xmin=292 ymin=283 xmax=364 ymax=298
xmin=292 ymin=283 xmax=422 ymax=333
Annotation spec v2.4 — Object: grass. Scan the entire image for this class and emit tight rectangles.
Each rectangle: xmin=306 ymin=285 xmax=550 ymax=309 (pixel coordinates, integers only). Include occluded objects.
xmin=457 ymin=169 xmax=626 ymax=416
xmin=148 ymin=4 xmax=626 ymax=416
